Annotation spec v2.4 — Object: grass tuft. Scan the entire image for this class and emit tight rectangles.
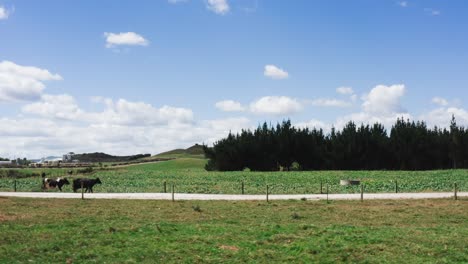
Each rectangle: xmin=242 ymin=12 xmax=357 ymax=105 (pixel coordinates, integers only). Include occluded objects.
xmin=291 ymin=212 xmax=301 ymax=220
xmin=192 ymin=205 xmax=202 ymax=212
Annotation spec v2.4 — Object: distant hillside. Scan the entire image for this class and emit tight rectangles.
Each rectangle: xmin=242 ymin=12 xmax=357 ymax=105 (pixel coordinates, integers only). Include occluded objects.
xmin=73 ymin=153 xmax=151 ymax=163
xmin=152 ymin=144 xmax=205 ymax=159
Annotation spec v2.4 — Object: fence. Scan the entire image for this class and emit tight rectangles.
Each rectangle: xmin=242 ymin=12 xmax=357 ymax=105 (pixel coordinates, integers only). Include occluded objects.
xmin=0 ymin=175 xmax=463 ymax=201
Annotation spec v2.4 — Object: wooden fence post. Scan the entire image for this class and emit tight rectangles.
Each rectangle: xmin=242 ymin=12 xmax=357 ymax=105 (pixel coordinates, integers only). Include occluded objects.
xmin=320 ymin=180 xmax=323 ymax=194
xmin=454 ymin=183 xmax=458 ymax=200
xmin=14 ymin=179 xmax=17 ymax=192
xmin=81 ymin=181 xmax=84 ymax=200
xmin=360 ymin=184 xmax=364 ymax=202
xmin=241 ymin=181 xmax=244 ymax=195
xmin=163 ymin=181 xmax=167 ymax=193
xmin=326 ymin=183 xmax=329 ymax=202
xmin=395 ymin=180 xmax=398 ymax=193
xmin=172 ymin=184 xmax=175 ymax=202
xmin=266 ymin=185 xmax=269 ymax=203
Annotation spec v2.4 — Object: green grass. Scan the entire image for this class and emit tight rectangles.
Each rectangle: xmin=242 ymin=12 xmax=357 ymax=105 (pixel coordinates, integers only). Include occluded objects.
xmin=0 ymin=198 xmax=466 ymax=263
xmin=1 ymin=158 xmax=467 ymax=194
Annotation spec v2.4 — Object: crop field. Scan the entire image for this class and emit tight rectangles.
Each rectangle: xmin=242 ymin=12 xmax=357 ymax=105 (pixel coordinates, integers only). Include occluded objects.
xmin=0 ymin=197 xmax=467 ymax=263
xmin=0 ymin=158 xmax=466 ymax=194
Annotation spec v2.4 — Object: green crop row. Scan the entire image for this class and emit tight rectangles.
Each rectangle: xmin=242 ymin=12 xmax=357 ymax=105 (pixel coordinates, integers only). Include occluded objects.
xmin=0 ymin=158 xmax=466 ymax=194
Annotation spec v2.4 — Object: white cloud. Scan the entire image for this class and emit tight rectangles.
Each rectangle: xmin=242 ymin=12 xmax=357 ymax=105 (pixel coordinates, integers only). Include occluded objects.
xmin=198 ymin=117 xmax=251 ymax=142
xmin=215 ymin=100 xmax=245 ymax=112
xmin=206 ymin=0 xmax=230 ymax=15
xmin=335 ymin=111 xmax=412 ymax=131
xmin=0 ymin=92 xmax=257 ymax=158
xmin=103 ymin=99 xmax=194 ymax=126
xmin=22 ymin=94 xmax=83 ymax=120
xmin=250 ymin=96 xmax=302 ymax=115
xmin=398 ymin=1 xmax=408 ymax=7
xmin=420 ymin=107 xmax=468 ymax=128
xmin=432 ymin=97 xmax=448 ymax=106
xmin=264 ymin=65 xmax=289 ymax=80
xmin=0 ymin=61 xmax=62 ymax=102
xmin=168 ymin=0 xmax=188 ymax=3
xmin=311 ymin=98 xmax=351 ymax=108
xmin=0 ymin=6 xmax=10 ymax=20
xmin=295 ymin=119 xmax=330 ymax=132
xmin=22 ymin=95 xmax=194 ymax=126
xmin=330 ymin=84 xmax=411 ymax=129
xmin=362 ymin=84 xmax=406 ymax=114
xmin=424 ymin=8 xmax=440 ymax=16
xmin=1 ymin=111 xmax=252 ymax=159
xmin=336 ymin=87 xmax=354 ymax=95
xmin=104 ymin=32 xmax=149 ymax=48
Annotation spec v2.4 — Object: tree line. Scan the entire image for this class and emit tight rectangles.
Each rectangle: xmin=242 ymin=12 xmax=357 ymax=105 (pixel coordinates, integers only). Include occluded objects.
xmin=203 ymin=116 xmax=468 ymax=171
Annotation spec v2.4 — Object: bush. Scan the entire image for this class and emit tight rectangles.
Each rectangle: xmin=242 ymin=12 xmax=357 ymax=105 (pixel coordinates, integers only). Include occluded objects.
xmin=77 ymin=167 xmax=94 ymax=174
xmin=0 ymin=170 xmax=30 ymax=179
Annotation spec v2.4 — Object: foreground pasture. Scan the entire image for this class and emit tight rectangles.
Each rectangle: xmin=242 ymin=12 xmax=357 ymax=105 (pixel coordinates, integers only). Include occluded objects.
xmin=0 ymin=158 xmax=467 ymax=194
xmin=0 ymin=198 xmax=466 ymax=263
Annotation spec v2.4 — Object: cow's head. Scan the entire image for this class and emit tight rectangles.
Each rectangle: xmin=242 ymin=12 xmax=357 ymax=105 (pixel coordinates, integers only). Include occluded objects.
xmin=95 ymin=178 xmax=102 ymax=184
xmin=62 ymin=178 xmax=70 ymax=185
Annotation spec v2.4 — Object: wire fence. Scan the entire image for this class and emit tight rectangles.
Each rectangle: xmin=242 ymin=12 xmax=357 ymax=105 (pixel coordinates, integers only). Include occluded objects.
xmin=0 ymin=174 xmax=464 ymax=198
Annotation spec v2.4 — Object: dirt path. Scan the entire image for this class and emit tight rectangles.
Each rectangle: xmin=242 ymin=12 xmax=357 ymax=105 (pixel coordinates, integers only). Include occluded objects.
xmin=0 ymin=192 xmax=466 ymax=201
xmin=107 ymin=159 xmax=170 ymax=168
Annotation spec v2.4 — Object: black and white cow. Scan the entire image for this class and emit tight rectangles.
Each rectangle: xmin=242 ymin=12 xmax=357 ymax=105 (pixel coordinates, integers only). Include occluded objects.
xmin=42 ymin=177 xmax=70 ymax=191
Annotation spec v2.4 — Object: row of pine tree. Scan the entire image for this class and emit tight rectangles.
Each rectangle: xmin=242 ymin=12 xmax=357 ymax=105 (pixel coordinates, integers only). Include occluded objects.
xmin=203 ymin=117 xmax=468 ymax=171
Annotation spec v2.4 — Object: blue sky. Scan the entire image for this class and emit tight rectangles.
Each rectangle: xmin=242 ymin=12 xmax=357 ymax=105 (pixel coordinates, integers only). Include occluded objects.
xmin=1 ymin=0 xmax=468 ymax=158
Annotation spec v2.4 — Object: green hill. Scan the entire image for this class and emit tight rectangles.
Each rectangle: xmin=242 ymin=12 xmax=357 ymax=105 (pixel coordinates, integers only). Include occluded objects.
xmin=150 ymin=144 xmax=205 ymax=159
xmin=72 ymin=152 xmax=151 ymax=163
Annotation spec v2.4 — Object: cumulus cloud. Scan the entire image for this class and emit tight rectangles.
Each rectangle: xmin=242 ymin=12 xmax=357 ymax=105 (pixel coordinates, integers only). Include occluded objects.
xmin=215 ymin=100 xmax=245 ymax=112
xmin=100 ymin=99 xmax=194 ymax=126
xmin=420 ymin=107 xmax=468 ymax=128
xmin=424 ymin=8 xmax=440 ymax=16
xmin=3 ymin=93 xmax=255 ymax=158
xmin=432 ymin=97 xmax=448 ymax=106
xmin=335 ymin=111 xmax=412 ymax=131
xmin=295 ymin=119 xmax=330 ymax=132
xmin=0 ymin=5 xmax=11 ymax=20
xmin=0 ymin=115 xmax=253 ymax=159
xmin=398 ymin=1 xmax=408 ymax=7
xmin=104 ymin=32 xmax=149 ymax=48
xmin=336 ymin=87 xmax=354 ymax=95
xmin=264 ymin=65 xmax=289 ymax=80
xmin=362 ymin=84 xmax=406 ymax=114
xmin=331 ymin=84 xmax=411 ymax=129
xmin=22 ymin=94 xmax=83 ymax=120
xmin=24 ymin=95 xmax=194 ymax=126
xmin=311 ymin=98 xmax=351 ymax=108
xmin=0 ymin=61 xmax=62 ymax=102
xmin=309 ymin=87 xmax=355 ymax=108
xmin=250 ymin=96 xmax=302 ymax=115
xmin=206 ymin=0 xmax=230 ymax=15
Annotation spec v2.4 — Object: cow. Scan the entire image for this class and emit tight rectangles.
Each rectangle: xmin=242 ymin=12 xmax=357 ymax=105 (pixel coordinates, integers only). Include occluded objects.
xmin=73 ymin=178 xmax=102 ymax=193
xmin=42 ymin=177 xmax=70 ymax=191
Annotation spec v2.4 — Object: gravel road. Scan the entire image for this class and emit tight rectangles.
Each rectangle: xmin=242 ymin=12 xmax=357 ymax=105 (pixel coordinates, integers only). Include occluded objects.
xmin=1 ymin=192 xmax=466 ymax=201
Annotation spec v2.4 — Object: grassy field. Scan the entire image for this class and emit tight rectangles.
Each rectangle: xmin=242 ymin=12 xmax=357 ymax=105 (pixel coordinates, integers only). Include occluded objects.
xmin=0 ymin=158 xmax=467 ymax=194
xmin=0 ymin=197 xmax=466 ymax=263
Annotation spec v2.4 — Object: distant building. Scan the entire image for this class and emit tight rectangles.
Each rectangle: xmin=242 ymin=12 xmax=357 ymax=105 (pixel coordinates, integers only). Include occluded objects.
xmin=63 ymin=152 xmax=76 ymax=162
xmin=0 ymin=160 xmax=13 ymax=167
